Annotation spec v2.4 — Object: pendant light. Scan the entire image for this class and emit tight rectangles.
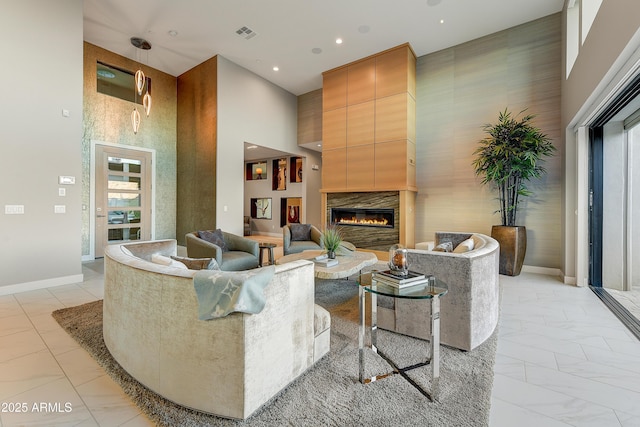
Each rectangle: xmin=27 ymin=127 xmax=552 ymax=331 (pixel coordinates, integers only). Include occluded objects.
xmin=130 ymin=37 xmax=152 ymax=134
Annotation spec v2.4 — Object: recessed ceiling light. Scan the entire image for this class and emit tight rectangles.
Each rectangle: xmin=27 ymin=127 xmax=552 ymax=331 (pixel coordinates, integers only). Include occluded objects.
xmin=317 ymin=143 xmax=322 ymax=147
xmin=440 ymin=19 xmax=445 ymax=24
xmin=312 ymin=47 xmax=322 ymax=54
xmin=273 ymin=66 xmax=279 ymax=71
xmin=336 ymin=38 xmax=343 ymax=45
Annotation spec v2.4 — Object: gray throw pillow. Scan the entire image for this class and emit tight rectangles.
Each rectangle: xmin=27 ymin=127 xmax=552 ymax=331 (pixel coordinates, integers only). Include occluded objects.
xmin=171 ymin=256 xmax=220 ymax=270
xmin=290 ymin=223 xmax=311 ymax=241
xmin=198 ymin=229 xmax=228 ymax=252
xmin=433 ymin=241 xmax=454 ymax=252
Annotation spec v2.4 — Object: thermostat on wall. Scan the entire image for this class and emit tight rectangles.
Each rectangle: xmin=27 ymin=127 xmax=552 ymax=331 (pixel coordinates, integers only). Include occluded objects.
xmin=58 ymin=176 xmax=76 ymax=185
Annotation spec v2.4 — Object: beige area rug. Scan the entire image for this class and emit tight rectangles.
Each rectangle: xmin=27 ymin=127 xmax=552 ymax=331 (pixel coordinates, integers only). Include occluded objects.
xmin=52 ymin=279 xmax=497 ymax=426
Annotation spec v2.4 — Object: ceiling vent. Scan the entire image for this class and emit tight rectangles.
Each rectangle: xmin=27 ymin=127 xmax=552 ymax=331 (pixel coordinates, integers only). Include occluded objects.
xmin=235 ymin=26 xmax=258 ymax=40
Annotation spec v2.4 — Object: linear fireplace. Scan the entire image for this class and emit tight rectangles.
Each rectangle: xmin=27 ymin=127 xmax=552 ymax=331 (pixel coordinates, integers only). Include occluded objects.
xmin=330 ymin=208 xmax=394 ymax=228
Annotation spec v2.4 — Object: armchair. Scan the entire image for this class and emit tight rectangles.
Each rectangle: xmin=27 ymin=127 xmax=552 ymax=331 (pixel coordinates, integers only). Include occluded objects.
xmin=283 ymin=224 xmax=323 ymax=255
xmin=186 ymin=230 xmax=259 ymax=271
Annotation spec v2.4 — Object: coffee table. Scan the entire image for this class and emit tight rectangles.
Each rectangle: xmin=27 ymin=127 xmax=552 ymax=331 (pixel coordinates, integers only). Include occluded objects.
xmin=358 ymin=273 xmax=448 ymax=401
xmin=276 ymin=249 xmax=378 ymax=279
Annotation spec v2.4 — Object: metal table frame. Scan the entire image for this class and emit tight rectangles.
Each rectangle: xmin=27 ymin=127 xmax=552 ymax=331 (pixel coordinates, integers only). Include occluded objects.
xmin=358 ymin=275 xmax=447 ymax=401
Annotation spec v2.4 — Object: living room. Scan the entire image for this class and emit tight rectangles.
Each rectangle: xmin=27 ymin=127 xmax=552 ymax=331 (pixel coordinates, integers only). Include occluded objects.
xmin=2 ymin=0 xmax=640 ymax=426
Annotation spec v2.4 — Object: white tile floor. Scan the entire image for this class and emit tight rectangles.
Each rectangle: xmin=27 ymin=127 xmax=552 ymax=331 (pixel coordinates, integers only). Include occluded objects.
xmin=1 ymin=262 xmax=639 ymax=426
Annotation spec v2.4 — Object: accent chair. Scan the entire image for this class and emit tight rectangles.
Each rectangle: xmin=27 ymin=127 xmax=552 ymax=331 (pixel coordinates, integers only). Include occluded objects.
xmin=186 ymin=229 xmax=259 ymax=271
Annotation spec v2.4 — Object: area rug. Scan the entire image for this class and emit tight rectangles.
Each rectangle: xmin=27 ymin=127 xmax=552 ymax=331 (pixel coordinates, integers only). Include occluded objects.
xmin=52 ymin=279 xmax=497 ymax=426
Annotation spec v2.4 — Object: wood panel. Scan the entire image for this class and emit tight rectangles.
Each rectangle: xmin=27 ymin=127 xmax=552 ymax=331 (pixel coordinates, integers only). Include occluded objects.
xmin=347 ymin=101 xmax=374 ymax=147
xmin=347 ymin=144 xmax=375 ymax=189
xmin=347 ymin=57 xmax=375 ymax=105
xmin=322 ymin=68 xmax=347 ymax=111
xmin=376 ymin=46 xmax=411 ymax=99
xmin=322 ymin=108 xmax=346 ymax=150
xmin=322 ymin=148 xmax=347 ymax=190
xmin=297 ymin=89 xmax=322 ymax=145
xmin=375 ymin=93 xmax=409 ymax=143
xmin=375 ymin=140 xmax=409 ymax=189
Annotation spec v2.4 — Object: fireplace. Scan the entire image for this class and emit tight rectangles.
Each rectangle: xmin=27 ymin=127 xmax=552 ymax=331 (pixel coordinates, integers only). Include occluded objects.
xmin=325 ymin=191 xmax=401 ymax=251
xmin=331 ymin=208 xmax=394 ymax=228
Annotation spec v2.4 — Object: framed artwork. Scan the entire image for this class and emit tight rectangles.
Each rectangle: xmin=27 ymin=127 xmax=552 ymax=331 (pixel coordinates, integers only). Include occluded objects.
xmin=246 ymin=161 xmax=267 ymax=180
xmin=251 ymin=198 xmax=272 ymax=219
xmin=290 ymin=157 xmax=303 ymax=183
xmin=272 ymin=158 xmax=287 ymax=191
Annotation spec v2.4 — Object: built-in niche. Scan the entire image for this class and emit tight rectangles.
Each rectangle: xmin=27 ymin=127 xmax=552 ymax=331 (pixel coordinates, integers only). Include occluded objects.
xmin=246 ymin=161 xmax=267 ymax=180
xmin=281 ymin=197 xmax=302 ymax=227
xmin=290 ymin=157 xmax=302 ymax=183
xmin=272 ymin=158 xmax=287 ymax=190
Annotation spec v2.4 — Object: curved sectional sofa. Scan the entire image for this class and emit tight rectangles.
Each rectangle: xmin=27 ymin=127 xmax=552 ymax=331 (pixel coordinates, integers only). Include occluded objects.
xmin=377 ymin=232 xmax=500 ymax=351
xmin=103 ymin=239 xmax=330 ymax=420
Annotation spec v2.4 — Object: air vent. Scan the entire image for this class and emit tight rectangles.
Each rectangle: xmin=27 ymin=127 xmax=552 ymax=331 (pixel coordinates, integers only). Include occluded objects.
xmin=235 ymin=26 xmax=258 ymax=40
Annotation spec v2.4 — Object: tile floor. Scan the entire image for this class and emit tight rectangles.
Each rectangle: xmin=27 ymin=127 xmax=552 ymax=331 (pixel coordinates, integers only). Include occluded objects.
xmin=1 ymin=262 xmax=639 ymax=426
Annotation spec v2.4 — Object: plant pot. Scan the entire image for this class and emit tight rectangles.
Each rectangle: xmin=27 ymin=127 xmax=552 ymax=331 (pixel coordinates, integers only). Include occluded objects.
xmin=491 ymin=225 xmax=526 ymax=276
xmin=327 ymin=250 xmax=336 ymax=259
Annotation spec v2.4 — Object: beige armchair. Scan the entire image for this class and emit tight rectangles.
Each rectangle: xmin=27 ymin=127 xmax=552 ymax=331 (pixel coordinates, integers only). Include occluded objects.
xmin=283 ymin=224 xmax=323 ymax=255
xmin=186 ymin=230 xmax=259 ymax=271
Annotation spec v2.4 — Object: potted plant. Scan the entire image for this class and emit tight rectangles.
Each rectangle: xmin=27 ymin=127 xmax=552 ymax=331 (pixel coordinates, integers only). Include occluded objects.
xmin=321 ymin=225 xmax=343 ymax=259
xmin=472 ymin=109 xmax=555 ymax=276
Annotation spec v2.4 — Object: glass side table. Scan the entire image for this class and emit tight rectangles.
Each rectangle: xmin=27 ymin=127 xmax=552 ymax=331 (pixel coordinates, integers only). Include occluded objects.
xmin=358 ymin=272 xmax=448 ymax=401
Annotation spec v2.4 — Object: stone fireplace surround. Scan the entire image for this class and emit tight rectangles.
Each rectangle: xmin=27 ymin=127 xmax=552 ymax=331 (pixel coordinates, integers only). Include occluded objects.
xmin=326 ymin=191 xmax=399 ymax=251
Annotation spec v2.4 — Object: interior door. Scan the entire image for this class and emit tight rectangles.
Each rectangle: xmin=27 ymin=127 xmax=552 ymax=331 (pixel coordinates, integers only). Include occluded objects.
xmin=95 ymin=145 xmax=152 ymax=258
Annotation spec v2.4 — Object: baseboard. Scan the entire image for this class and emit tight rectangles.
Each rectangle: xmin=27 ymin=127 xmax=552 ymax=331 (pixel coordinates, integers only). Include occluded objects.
xmin=81 ymin=254 xmax=94 ymax=262
xmin=0 ymin=274 xmax=84 ymax=296
xmin=521 ymin=265 xmax=563 ymax=278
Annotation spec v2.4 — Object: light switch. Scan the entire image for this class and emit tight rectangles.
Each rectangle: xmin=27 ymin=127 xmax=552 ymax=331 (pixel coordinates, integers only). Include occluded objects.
xmin=58 ymin=188 xmax=66 ymax=196
xmin=54 ymin=205 xmax=66 ymax=214
xmin=5 ymin=205 xmax=24 ymax=214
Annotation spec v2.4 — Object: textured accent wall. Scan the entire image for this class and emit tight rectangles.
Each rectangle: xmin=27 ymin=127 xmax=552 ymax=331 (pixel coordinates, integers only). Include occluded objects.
xmin=82 ymin=42 xmax=177 ymax=257
xmin=415 ymin=14 xmax=562 ymax=268
xmin=176 ymin=56 xmax=218 ymax=244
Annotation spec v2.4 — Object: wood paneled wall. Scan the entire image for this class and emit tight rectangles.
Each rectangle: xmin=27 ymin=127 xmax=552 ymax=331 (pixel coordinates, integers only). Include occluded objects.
xmin=176 ymin=56 xmax=218 ymax=245
xmin=297 ymin=89 xmax=322 ymax=145
xmin=415 ymin=14 xmax=562 ymax=268
xmin=321 ymin=44 xmax=417 ymax=192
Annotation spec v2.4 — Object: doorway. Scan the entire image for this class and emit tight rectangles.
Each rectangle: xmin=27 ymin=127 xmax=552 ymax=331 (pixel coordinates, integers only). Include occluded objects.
xmin=94 ymin=144 xmax=153 ymax=258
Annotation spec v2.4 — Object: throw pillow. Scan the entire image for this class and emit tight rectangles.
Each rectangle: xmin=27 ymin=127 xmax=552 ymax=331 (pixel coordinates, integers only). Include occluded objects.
xmin=290 ymin=223 xmax=311 ymax=241
xmin=433 ymin=241 xmax=453 ymax=252
xmin=171 ymin=256 xmax=220 ymax=270
xmin=198 ymin=229 xmax=228 ymax=252
xmin=152 ymin=254 xmax=189 ymax=270
xmin=453 ymin=238 xmax=475 ymax=254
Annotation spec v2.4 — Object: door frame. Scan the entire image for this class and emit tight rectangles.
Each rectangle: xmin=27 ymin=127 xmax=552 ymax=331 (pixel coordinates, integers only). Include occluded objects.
xmin=89 ymin=140 xmax=156 ymax=260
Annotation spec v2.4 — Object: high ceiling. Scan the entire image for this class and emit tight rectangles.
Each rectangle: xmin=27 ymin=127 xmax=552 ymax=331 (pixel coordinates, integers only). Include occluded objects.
xmin=84 ymin=0 xmax=564 ymax=97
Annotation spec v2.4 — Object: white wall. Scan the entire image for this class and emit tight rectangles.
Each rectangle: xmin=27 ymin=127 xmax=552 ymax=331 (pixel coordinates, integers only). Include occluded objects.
xmin=216 ymin=56 xmax=319 ymax=235
xmin=0 ymin=0 xmax=83 ymax=292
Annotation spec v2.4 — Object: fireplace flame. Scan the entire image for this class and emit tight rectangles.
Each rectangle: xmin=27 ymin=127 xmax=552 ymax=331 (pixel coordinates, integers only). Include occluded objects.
xmin=337 ymin=217 xmax=389 ymax=226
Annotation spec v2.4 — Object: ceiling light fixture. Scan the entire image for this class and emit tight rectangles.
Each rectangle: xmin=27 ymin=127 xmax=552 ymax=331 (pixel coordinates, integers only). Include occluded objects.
xmin=336 ymin=38 xmax=343 ymax=44
xmin=130 ymin=37 xmax=152 ymax=134
xmin=440 ymin=19 xmax=445 ymax=24
xmin=273 ymin=66 xmax=279 ymax=71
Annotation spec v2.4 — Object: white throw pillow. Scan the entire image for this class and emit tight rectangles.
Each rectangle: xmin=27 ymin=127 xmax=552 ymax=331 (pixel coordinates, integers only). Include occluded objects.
xmin=453 ymin=238 xmax=475 ymax=254
xmin=151 ymin=253 xmax=173 ymax=265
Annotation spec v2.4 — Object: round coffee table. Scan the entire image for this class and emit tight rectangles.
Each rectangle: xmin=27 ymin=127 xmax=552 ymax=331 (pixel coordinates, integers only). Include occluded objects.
xmin=276 ymin=249 xmax=378 ymax=279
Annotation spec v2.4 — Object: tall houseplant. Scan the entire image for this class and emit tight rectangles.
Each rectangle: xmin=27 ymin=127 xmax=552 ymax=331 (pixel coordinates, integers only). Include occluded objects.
xmin=472 ymin=109 xmax=555 ymax=275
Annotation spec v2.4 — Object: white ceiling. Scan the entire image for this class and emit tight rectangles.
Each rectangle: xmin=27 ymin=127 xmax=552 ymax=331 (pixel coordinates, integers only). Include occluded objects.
xmin=84 ymin=0 xmax=564 ymax=97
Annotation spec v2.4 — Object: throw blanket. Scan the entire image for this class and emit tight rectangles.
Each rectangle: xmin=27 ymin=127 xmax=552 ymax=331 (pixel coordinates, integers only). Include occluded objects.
xmin=193 ymin=266 xmax=275 ymax=320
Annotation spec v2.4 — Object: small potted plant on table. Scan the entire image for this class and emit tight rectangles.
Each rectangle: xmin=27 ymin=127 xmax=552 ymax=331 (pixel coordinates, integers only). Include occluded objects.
xmin=321 ymin=225 xmax=343 ymax=259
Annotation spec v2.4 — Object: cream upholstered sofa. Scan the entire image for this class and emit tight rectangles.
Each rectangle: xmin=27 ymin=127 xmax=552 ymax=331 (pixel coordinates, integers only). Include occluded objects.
xmin=103 ymin=239 xmax=330 ymax=420
xmin=377 ymin=232 xmax=499 ymax=351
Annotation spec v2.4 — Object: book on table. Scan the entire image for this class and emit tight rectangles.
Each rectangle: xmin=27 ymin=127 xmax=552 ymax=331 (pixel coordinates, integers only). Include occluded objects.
xmin=314 ymin=258 xmax=338 ymax=267
xmin=373 ymin=270 xmax=429 ymax=288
